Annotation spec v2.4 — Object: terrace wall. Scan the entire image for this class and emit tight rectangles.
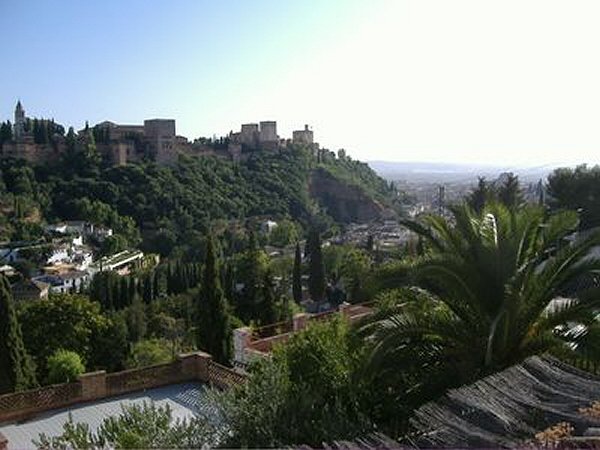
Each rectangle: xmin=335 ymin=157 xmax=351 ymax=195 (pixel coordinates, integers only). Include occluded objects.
xmin=0 ymin=351 xmax=245 ymax=424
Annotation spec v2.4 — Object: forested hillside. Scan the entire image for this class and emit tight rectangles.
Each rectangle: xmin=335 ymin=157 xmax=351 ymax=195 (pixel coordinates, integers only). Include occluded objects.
xmin=0 ymin=144 xmax=400 ymax=256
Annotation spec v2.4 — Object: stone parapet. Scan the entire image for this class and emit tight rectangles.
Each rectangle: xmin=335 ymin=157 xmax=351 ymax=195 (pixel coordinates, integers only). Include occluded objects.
xmin=0 ymin=351 xmax=243 ymax=426
xmin=79 ymin=370 xmax=107 ymax=401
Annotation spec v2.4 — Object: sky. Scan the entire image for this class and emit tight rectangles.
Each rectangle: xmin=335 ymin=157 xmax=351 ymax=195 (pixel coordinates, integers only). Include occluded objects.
xmin=2 ymin=0 xmax=600 ymax=166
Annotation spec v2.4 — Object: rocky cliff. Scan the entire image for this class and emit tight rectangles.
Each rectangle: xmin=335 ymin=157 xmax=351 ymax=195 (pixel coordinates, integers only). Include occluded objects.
xmin=309 ymin=168 xmax=386 ymax=223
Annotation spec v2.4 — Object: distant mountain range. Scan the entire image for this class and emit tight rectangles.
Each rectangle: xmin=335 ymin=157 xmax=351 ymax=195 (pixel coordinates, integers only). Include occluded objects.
xmin=368 ymin=161 xmax=571 ymax=183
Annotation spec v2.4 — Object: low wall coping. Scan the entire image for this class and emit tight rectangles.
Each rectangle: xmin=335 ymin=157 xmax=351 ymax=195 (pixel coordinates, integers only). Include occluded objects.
xmin=78 ymin=370 xmax=106 ymax=378
xmin=177 ymin=351 xmax=212 ymax=359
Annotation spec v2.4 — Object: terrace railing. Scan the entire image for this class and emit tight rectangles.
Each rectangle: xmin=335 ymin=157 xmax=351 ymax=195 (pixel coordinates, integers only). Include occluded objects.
xmin=0 ymin=351 xmax=245 ymax=424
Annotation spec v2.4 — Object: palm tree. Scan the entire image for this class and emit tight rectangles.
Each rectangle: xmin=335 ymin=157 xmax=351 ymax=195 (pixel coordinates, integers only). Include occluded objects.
xmin=359 ymin=202 xmax=600 ymax=394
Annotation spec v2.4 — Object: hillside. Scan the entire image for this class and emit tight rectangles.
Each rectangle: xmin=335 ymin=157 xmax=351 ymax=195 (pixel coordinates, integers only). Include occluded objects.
xmin=0 ymin=145 xmax=399 ymax=255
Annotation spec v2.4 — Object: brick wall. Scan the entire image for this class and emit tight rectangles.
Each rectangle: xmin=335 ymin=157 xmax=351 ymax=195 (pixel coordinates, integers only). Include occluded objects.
xmin=0 ymin=351 xmax=243 ymax=425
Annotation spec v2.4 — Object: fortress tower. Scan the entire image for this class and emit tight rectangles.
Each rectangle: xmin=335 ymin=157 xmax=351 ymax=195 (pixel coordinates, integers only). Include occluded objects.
xmin=144 ymin=119 xmax=176 ymax=163
xmin=240 ymin=123 xmax=259 ymax=147
xmin=259 ymin=121 xmax=278 ymax=143
xmin=292 ymin=124 xmax=313 ymax=145
xmin=14 ymin=100 xmax=25 ymax=140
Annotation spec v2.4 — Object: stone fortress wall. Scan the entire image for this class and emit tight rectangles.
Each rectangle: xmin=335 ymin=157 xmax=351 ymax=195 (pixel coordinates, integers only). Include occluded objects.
xmin=0 ymin=102 xmax=317 ymax=166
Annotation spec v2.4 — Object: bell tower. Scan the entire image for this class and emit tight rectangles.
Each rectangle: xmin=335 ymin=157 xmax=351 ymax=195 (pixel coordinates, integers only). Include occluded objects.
xmin=14 ymin=100 xmax=25 ymax=140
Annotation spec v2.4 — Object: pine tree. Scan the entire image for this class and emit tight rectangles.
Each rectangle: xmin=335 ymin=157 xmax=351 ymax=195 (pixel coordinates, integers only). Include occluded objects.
xmin=197 ymin=234 xmax=231 ymax=364
xmin=292 ymin=242 xmax=302 ymax=303
xmin=497 ymin=173 xmax=523 ymax=210
xmin=0 ymin=275 xmax=37 ymax=393
xmin=307 ymin=229 xmax=326 ymax=302
xmin=467 ymin=177 xmax=492 ymax=213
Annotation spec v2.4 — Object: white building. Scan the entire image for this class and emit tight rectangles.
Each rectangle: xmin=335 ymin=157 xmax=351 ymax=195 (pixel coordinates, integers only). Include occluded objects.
xmin=32 ymin=270 xmax=90 ymax=294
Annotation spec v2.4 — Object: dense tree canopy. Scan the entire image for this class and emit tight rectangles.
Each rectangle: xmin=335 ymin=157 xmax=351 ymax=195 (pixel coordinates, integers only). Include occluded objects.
xmin=19 ymin=295 xmax=129 ymax=377
xmin=547 ymin=164 xmax=600 ymax=229
xmin=0 ymin=143 xmax=398 ymax=256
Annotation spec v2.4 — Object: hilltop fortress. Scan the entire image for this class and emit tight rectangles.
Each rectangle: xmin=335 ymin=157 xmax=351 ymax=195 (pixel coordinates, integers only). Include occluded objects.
xmin=0 ymin=101 xmax=317 ymax=165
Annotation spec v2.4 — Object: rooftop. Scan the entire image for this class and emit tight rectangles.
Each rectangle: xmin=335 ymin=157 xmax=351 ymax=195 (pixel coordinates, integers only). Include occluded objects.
xmin=88 ymin=249 xmax=143 ymax=271
xmin=0 ymin=382 xmax=216 ymax=449
xmin=411 ymin=355 xmax=600 ymax=448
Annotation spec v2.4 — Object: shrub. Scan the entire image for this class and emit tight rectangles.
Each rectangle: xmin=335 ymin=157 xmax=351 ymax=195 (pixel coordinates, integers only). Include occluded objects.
xmin=34 ymin=402 xmax=219 ymax=448
xmin=126 ymin=339 xmax=172 ymax=369
xmin=213 ymin=318 xmax=372 ymax=447
xmin=47 ymin=349 xmax=85 ymax=384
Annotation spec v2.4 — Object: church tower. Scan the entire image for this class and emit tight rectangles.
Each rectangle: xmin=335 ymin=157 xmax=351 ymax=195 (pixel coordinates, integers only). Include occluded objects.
xmin=14 ymin=100 xmax=25 ymax=140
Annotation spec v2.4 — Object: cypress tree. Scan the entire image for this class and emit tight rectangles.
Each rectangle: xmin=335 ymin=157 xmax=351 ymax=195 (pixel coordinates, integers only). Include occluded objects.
xmin=260 ymin=270 xmax=277 ymax=325
xmin=112 ymin=275 xmax=121 ymax=309
xmin=307 ymin=229 xmax=326 ymax=302
xmin=166 ymin=263 xmax=175 ymax=293
xmin=65 ymin=127 xmax=76 ymax=152
xmin=292 ymin=242 xmax=302 ymax=303
xmin=127 ymin=294 xmax=147 ymax=342
xmin=143 ymin=273 xmax=154 ymax=303
xmin=192 ymin=263 xmax=201 ymax=287
xmin=32 ymin=118 xmax=40 ymax=143
xmin=128 ymin=277 xmax=137 ymax=303
xmin=41 ymin=121 xmax=49 ymax=144
xmin=154 ymin=268 xmax=164 ymax=298
xmin=197 ymin=234 xmax=231 ymax=364
xmin=366 ymin=234 xmax=374 ymax=252
xmin=222 ymin=261 xmax=235 ymax=301
xmin=247 ymin=231 xmax=258 ymax=252
xmin=119 ymin=276 xmax=130 ymax=308
xmin=0 ymin=121 xmax=12 ymax=144
xmin=0 ymin=275 xmax=37 ymax=393
xmin=241 ymin=245 xmax=262 ymax=321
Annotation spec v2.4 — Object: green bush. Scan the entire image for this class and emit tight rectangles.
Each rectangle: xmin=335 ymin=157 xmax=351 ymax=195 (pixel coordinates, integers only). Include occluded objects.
xmin=34 ymin=402 xmax=219 ymax=448
xmin=46 ymin=349 xmax=85 ymax=384
xmin=126 ymin=339 xmax=172 ymax=369
xmin=213 ymin=318 xmax=372 ymax=447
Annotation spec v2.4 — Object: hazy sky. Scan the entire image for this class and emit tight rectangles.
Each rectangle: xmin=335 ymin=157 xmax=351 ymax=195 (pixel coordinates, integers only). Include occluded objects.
xmin=2 ymin=0 xmax=600 ymax=165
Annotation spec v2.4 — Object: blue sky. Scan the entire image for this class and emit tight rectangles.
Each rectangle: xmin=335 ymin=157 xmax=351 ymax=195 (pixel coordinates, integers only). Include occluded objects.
xmin=2 ymin=1 xmax=600 ymax=165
